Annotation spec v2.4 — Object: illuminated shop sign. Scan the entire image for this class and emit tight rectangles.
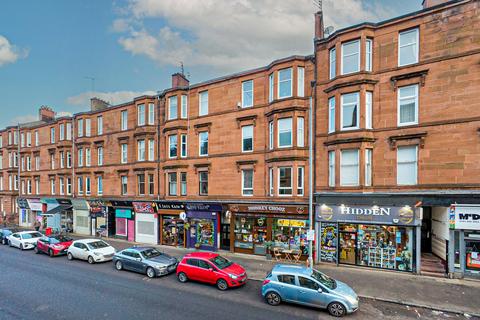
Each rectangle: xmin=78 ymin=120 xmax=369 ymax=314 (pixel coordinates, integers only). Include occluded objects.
xmin=317 ymin=204 xmax=417 ymax=225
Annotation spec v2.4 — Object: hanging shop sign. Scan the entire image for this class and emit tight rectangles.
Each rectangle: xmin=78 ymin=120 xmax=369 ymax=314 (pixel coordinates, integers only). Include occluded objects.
xmin=317 ymin=204 xmax=417 ymax=225
xmin=133 ymin=202 xmax=156 ymax=214
xmin=449 ymin=205 xmax=480 ymax=230
xmin=229 ymin=204 xmax=308 ymax=215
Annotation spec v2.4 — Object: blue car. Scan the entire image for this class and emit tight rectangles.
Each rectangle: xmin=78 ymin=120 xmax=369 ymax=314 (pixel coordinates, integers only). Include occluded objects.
xmin=261 ymin=265 xmax=358 ymax=317
xmin=113 ymin=246 xmax=178 ymax=278
xmin=0 ymin=228 xmax=18 ymax=245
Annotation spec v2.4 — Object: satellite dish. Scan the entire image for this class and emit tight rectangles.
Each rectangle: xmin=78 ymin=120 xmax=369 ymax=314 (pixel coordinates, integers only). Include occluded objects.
xmin=324 ymin=26 xmax=334 ymax=37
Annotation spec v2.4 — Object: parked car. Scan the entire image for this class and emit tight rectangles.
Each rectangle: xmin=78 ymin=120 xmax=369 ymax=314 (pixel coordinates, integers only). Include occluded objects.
xmin=176 ymin=252 xmax=247 ymax=290
xmin=67 ymin=239 xmax=116 ymax=264
xmin=7 ymin=231 xmax=43 ymax=250
xmin=0 ymin=228 xmax=18 ymax=245
xmin=261 ymin=265 xmax=358 ymax=317
xmin=34 ymin=235 xmax=73 ymax=257
xmin=113 ymin=247 xmax=178 ymax=278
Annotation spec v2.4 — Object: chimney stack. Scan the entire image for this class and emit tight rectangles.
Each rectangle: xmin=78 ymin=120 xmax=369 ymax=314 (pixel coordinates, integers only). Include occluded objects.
xmin=171 ymin=73 xmax=189 ymax=88
xmin=315 ymin=11 xmax=324 ymax=39
xmin=422 ymin=0 xmax=449 ymax=9
xmin=90 ymin=97 xmax=110 ymax=111
xmin=38 ymin=106 xmax=55 ymax=122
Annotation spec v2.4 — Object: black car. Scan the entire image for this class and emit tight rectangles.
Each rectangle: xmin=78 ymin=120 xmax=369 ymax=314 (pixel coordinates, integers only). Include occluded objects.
xmin=0 ymin=228 xmax=18 ymax=245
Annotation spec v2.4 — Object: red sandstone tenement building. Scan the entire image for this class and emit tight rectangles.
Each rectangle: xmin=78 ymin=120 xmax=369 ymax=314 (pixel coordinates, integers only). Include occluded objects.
xmin=0 ymin=0 xmax=479 ymax=278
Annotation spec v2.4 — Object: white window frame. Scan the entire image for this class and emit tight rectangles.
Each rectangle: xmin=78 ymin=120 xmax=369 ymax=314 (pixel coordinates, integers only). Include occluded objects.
xmin=85 ymin=118 xmax=91 ymax=137
xmin=297 ymin=166 xmax=304 ymax=196
xmin=97 ymin=176 xmax=103 ymax=195
xmin=59 ymin=178 xmax=64 ymax=196
xmin=85 ymin=148 xmax=91 ymax=167
xmin=35 ymin=178 xmax=40 ymax=195
xmin=66 ymin=177 xmax=72 ymax=195
xmin=297 ymin=67 xmax=305 ymax=97
xmin=169 ymin=135 xmax=177 ymax=159
xmin=297 ymin=117 xmax=304 ymax=147
xmin=148 ymin=139 xmax=155 ymax=161
xmin=121 ymin=176 xmax=128 ymax=195
xmin=241 ymin=80 xmax=254 ymax=108
xmin=168 ymin=96 xmax=178 ymax=120
xmin=50 ymin=179 xmax=55 ymax=195
xmin=77 ymin=119 xmax=84 ymax=137
xmin=137 ymin=140 xmax=145 ymax=161
xmin=241 ymin=169 xmax=254 ymax=196
xmin=268 ymin=73 xmax=274 ymax=102
xmin=241 ymin=125 xmax=253 ymax=153
xmin=328 ymin=97 xmax=335 ymax=133
xmin=59 ymin=124 xmax=64 ymax=141
xmin=148 ymin=103 xmax=155 ymax=125
xmin=121 ymin=110 xmax=128 ymax=131
xmin=97 ymin=116 xmax=103 ymax=135
xmin=365 ymin=39 xmax=373 ymax=72
xmin=181 ymin=95 xmax=188 ymax=119
xmin=199 ymin=131 xmax=208 ymax=157
xmin=397 ymin=84 xmax=419 ymax=126
xmin=121 ymin=144 xmax=128 ymax=164
xmin=66 ymin=151 xmax=71 ymax=168
xmin=35 ymin=130 xmax=39 ymax=146
xmin=168 ymin=172 xmax=177 ymax=196
xmin=278 ymin=167 xmax=293 ymax=196
xmin=97 ymin=147 xmax=103 ymax=166
xmin=366 ymin=91 xmax=373 ymax=129
xmin=277 ymin=117 xmax=292 ymax=148
xmin=137 ymin=104 xmax=145 ymax=126
xmin=180 ymin=134 xmax=187 ymax=158
xmin=180 ymin=172 xmax=187 ymax=196
xmin=341 ymin=39 xmax=360 ymax=75
xmin=340 ymin=149 xmax=359 ymax=186
xmin=199 ymin=91 xmax=208 ymax=116
xmin=60 ymin=152 xmax=64 ymax=169
xmin=50 ymin=153 xmax=55 ymax=170
xmin=26 ymin=132 xmax=31 ymax=146
xmin=85 ymin=176 xmax=91 ymax=195
xmin=328 ymin=150 xmax=335 ymax=187
xmin=278 ymin=68 xmax=293 ymax=99
xmin=66 ymin=123 xmax=72 ymax=140
xmin=21 ymin=133 xmax=24 ymax=147
xmin=329 ymin=47 xmax=336 ymax=79
xmin=397 ymin=145 xmax=418 ymax=185
xmin=50 ymin=127 xmax=55 ymax=144
xmin=269 ymin=167 xmax=274 ymax=196
xmin=269 ymin=121 xmax=274 ymax=150
xmin=341 ymin=92 xmax=360 ymax=131
xmin=365 ymin=149 xmax=372 ymax=186
xmin=398 ymin=28 xmax=419 ymax=67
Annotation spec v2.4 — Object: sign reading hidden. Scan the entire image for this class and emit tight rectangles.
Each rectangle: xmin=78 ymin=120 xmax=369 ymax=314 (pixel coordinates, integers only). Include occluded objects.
xmin=317 ymin=204 xmax=416 ymax=225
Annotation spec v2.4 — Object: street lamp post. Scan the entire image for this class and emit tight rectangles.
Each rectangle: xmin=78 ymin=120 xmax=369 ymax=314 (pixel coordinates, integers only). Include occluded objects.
xmin=308 ymin=94 xmax=314 ymax=269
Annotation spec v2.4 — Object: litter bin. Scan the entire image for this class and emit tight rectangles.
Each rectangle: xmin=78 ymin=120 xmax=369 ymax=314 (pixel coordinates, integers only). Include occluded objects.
xmin=45 ymin=227 xmax=52 ymax=236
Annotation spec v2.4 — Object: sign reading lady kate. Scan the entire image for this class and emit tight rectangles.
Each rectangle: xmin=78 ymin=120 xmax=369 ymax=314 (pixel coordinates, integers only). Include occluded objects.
xmin=317 ymin=204 xmax=418 ymax=226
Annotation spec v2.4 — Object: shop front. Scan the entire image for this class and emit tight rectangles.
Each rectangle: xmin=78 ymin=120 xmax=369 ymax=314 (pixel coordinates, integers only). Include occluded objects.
xmin=26 ymin=198 xmax=43 ymax=227
xmin=41 ymin=198 xmax=73 ymax=232
xmin=156 ymin=202 xmax=186 ymax=248
xmin=72 ymin=199 xmax=90 ymax=235
xmin=88 ymin=200 xmax=107 ymax=236
xmin=185 ymin=203 xmax=222 ymax=251
xmin=17 ymin=198 xmax=33 ymax=228
xmin=448 ymin=205 xmax=480 ymax=278
xmin=133 ymin=202 xmax=158 ymax=245
xmin=228 ymin=203 xmax=309 ymax=257
xmin=109 ymin=200 xmax=135 ymax=241
xmin=316 ymin=204 xmax=420 ymax=273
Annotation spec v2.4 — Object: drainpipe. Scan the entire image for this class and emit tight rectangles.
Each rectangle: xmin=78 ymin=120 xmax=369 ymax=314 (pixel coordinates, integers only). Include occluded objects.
xmin=156 ymin=95 xmax=161 ymax=201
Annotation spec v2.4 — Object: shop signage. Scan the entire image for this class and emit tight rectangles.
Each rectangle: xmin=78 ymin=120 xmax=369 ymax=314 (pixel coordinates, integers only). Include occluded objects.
xmin=115 ymin=209 xmax=132 ymax=219
xmin=229 ymin=204 xmax=308 ymax=215
xmin=186 ymin=203 xmax=222 ymax=212
xmin=110 ymin=200 xmax=132 ymax=207
xmin=133 ymin=202 xmax=156 ymax=214
xmin=449 ymin=205 xmax=480 ymax=230
xmin=56 ymin=199 xmax=72 ymax=205
xmin=71 ymin=199 xmax=89 ymax=210
xmin=156 ymin=202 xmax=185 ymax=210
xmin=317 ymin=204 xmax=416 ymax=225
xmin=17 ymin=198 xmax=29 ymax=209
xmin=277 ymin=219 xmax=307 ymax=228
xmin=88 ymin=200 xmax=105 ymax=214
xmin=27 ymin=199 xmax=42 ymax=211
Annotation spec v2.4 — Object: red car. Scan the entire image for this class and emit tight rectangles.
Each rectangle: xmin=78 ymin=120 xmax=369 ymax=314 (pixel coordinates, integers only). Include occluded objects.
xmin=176 ymin=252 xmax=247 ymax=290
xmin=34 ymin=235 xmax=73 ymax=257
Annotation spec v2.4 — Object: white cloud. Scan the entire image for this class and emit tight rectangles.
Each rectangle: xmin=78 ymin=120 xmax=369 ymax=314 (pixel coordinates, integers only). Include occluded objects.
xmin=0 ymin=35 xmax=28 ymax=67
xmin=10 ymin=114 xmax=37 ymax=125
xmin=66 ymin=90 xmax=157 ymax=107
xmin=113 ymin=0 xmax=395 ymax=73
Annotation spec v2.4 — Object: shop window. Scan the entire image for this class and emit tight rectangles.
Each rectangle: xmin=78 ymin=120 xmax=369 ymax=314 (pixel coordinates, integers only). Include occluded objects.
xmin=398 ymin=28 xmax=419 ymax=66
xmin=341 ymin=39 xmax=360 ymax=75
xmin=137 ymin=174 xmax=145 ymax=196
xmin=397 ymin=146 xmax=417 ymax=185
xmin=398 ymin=84 xmax=418 ymax=126
xmin=341 ymin=92 xmax=359 ymax=130
xmin=242 ymin=125 xmax=253 ymax=152
xmin=116 ymin=218 xmax=127 ymax=236
xmin=192 ymin=219 xmax=215 ymax=247
xmin=162 ymin=216 xmax=184 ymax=247
xmin=278 ymin=68 xmax=292 ymax=99
xmin=242 ymin=80 xmax=253 ymax=108
xmin=272 ymin=218 xmax=308 ymax=251
xmin=466 ymin=239 xmax=480 ymax=272
xmin=278 ymin=118 xmax=292 ymax=148
xmin=199 ymin=171 xmax=208 ymax=195
xmin=169 ymin=135 xmax=177 ymax=159
xmin=340 ymin=149 xmax=359 ymax=186
xmin=234 ymin=216 xmax=267 ymax=253
xmin=168 ymin=172 xmax=177 ymax=196
xmin=180 ymin=172 xmax=187 ymax=196
xmin=278 ymin=167 xmax=292 ymax=196
xmin=168 ymin=96 xmax=178 ymax=120
xmin=242 ymin=169 xmax=253 ymax=196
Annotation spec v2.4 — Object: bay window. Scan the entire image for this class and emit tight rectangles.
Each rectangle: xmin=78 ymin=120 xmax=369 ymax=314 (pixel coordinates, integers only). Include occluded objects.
xmin=168 ymin=96 xmax=178 ymax=120
xmin=137 ymin=104 xmax=145 ymax=126
xmin=329 ymin=47 xmax=336 ymax=79
xmin=169 ymin=135 xmax=177 ymax=159
xmin=168 ymin=172 xmax=177 ymax=196
xmin=278 ymin=117 xmax=292 ymax=148
xmin=341 ymin=92 xmax=360 ymax=130
xmin=278 ymin=68 xmax=292 ymax=99
xmin=328 ymin=97 xmax=335 ymax=133
xmin=341 ymin=39 xmax=360 ymax=75
xmin=278 ymin=167 xmax=292 ymax=196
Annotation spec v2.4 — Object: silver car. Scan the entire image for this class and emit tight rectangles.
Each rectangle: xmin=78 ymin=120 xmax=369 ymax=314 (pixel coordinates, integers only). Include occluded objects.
xmin=113 ymin=247 xmax=178 ymax=278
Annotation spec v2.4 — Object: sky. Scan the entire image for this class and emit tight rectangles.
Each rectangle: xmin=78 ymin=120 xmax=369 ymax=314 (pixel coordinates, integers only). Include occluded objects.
xmin=0 ymin=0 xmax=422 ymax=128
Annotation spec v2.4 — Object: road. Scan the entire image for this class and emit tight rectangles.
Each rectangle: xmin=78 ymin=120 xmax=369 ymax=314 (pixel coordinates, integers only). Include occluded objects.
xmin=0 ymin=243 xmax=473 ymax=320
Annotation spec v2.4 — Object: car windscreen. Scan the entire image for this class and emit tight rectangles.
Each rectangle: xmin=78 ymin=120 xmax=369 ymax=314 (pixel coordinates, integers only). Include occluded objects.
xmin=23 ymin=232 xmax=43 ymax=239
xmin=50 ymin=236 xmax=73 ymax=244
xmin=87 ymin=241 xmax=109 ymax=250
xmin=311 ymin=269 xmax=337 ymax=290
xmin=209 ymin=256 xmax=233 ymax=269
xmin=141 ymin=248 xmax=162 ymax=259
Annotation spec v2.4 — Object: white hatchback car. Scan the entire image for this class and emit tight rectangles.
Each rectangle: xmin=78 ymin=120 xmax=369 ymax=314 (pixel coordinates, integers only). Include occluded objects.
xmin=7 ymin=231 xmax=43 ymax=250
xmin=67 ymin=239 xmax=116 ymax=264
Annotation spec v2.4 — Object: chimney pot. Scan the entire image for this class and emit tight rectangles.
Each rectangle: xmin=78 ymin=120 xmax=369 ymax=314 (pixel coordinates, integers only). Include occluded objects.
xmin=171 ymin=73 xmax=189 ymax=88
xmin=38 ymin=106 xmax=56 ymax=122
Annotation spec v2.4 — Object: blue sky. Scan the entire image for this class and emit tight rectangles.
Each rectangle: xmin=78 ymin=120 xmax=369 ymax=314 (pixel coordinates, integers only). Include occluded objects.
xmin=0 ymin=0 xmax=422 ymax=128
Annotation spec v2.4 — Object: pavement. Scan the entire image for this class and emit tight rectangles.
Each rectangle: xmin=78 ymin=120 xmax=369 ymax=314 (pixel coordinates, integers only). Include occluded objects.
xmin=0 ymin=243 xmax=475 ymax=320
xmin=79 ymin=234 xmax=480 ymax=318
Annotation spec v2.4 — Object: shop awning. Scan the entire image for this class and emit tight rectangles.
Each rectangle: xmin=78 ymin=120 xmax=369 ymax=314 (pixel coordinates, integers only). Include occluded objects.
xmin=42 ymin=204 xmax=73 ymax=216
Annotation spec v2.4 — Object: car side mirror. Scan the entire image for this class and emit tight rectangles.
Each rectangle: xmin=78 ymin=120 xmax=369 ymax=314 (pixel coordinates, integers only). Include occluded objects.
xmin=136 ymin=258 xmax=142 ymax=262
xmin=317 ymin=288 xmax=323 ymax=293
xmin=209 ymin=268 xmax=214 ymax=272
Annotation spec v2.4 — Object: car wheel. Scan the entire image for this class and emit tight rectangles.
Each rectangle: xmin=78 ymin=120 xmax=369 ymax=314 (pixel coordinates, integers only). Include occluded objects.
xmin=20 ymin=243 xmax=24 ymax=251
xmin=216 ymin=279 xmax=228 ymax=291
xmin=146 ymin=267 xmax=156 ymax=278
xmin=328 ymin=302 xmax=346 ymax=317
xmin=8 ymin=240 xmax=12 ymax=247
xmin=88 ymin=256 xmax=95 ymax=264
xmin=115 ymin=260 xmax=123 ymax=271
xmin=34 ymin=246 xmax=39 ymax=254
xmin=49 ymin=249 xmax=54 ymax=257
xmin=177 ymin=272 xmax=188 ymax=283
xmin=265 ymin=292 xmax=282 ymax=306
xmin=67 ymin=252 xmax=74 ymax=260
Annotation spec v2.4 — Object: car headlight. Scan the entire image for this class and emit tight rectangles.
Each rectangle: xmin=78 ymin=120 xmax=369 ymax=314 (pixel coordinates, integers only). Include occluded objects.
xmin=93 ymin=252 xmax=103 ymax=256
xmin=346 ymin=295 xmax=358 ymax=305
xmin=229 ymin=274 xmax=238 ymax=279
